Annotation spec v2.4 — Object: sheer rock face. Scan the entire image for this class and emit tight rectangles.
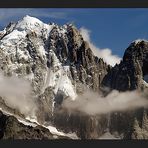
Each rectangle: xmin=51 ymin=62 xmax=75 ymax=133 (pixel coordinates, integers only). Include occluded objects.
xmin=102 ymin=40 xmax=148 ymax=139
xmin=1 ymin=15 xmax=148 ymax=139
xmin=47 ymin=25 xmax=110 ymax=93
xmin=46 ymin=24 xmax=110 ymax=139
xmin=53 ymin=110 xmax=108 ymax=139
xmin=0 ymin=111 xmax=69 ymax=139
xmin=0 ymin=16 xmax=110 ymax=139
xmin=102 ymin=40 xmax=148 ymax=91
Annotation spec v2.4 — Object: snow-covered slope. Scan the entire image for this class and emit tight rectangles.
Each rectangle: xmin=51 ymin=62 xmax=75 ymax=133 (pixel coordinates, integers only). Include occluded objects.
xmin=15 ymin=15 xmax=54 ymax=39
xmin=0 ymin=15 xmax=111 ymax=139
xmin=0 ymin=15 xmax=77 ymax=101
xmin=44 ymin=49 xmax=77 ymax=100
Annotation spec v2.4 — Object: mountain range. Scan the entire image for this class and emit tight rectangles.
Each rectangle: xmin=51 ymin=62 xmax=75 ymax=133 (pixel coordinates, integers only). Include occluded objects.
xmin=0 ymin=15 xmax=148 ymax=139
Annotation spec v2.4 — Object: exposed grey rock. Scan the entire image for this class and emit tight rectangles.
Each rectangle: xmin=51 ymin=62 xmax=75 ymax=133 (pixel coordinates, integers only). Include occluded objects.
xmin=0 ymin=16 xmax=110 ymax=139
xmin=102 ymin=40 xmax=148 ymax=139
xmin=1 ymin=16 xmax=148 ymax=139
xmin=0 ymin=110 xmax=69 ymax=139
xmin=102 ymin=40 xmax=148 ymax=91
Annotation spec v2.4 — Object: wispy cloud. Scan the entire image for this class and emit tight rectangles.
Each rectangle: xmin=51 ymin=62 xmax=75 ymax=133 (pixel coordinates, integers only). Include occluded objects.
xmin=0 ymin=71 xmax=36 ymax=117
xmin=63 ymin=90 xmax=148 ymax=116
xmin=80 ymin=27 xmax=121 ymax=66
xmin=0 ymin=8 xmax=122 ymax=66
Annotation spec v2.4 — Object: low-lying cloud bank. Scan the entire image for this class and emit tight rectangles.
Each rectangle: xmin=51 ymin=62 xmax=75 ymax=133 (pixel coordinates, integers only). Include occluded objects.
xmin=80 ymin=27 xmax=121 ymax=66
xmin=62 ymin=90 xmax=148 ymax=115
xmin=0 ymin=72 xmax=37 ymax=117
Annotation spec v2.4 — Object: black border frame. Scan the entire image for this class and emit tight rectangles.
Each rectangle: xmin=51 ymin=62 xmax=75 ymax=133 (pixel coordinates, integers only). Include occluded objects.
xmin=0 ymin=0 xmax=148 ymax=8
xmin=1 ymin=0 xmax=148 ymax=148
xmin=1 ymin=140 xmax=148 ymax=148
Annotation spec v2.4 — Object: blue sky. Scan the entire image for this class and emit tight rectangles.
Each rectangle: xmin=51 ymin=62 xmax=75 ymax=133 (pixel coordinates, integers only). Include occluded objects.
xmin=0 ymin=8 xmax=148 ymax=59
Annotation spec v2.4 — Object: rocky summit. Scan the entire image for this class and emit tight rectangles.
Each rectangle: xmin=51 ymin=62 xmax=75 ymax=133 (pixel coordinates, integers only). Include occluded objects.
xmin=102 ymin=39 xmax=148 ymax=91
xmin=102 ymin=39 xmax=148 ymax=139
xmin=0 ymin=15 xmax=148 ymax=139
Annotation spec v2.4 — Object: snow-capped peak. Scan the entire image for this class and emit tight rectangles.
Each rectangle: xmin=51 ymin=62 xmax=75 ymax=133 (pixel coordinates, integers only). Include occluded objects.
xmin=132 ymin=39 xmax=148 ymax=45
xmin=15 ymin=15 xmax=54 ymax=38
xmin=16 ymin=15 xmax=44 ymax=30
xmin=0 ymin=15 xmax=77 ymax=101
xmin=22 ymin=15 xmax=43 ymax=24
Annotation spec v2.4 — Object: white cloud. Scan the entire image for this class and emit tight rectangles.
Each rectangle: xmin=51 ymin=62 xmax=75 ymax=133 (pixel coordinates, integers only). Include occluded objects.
xmin=62 ymin=90 xmax=148 ymax=115
xmin=80 ymin=27 xmax=121 ymax=66
xmin=0 ymin=9 xmax=121 ymax=67
xmin=0 ymin=71 xmax=36 ymax=117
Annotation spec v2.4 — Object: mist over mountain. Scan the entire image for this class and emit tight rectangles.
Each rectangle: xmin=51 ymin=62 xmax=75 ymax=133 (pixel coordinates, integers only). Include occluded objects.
xmin=0 ymin=15 xmax=148 ymax=139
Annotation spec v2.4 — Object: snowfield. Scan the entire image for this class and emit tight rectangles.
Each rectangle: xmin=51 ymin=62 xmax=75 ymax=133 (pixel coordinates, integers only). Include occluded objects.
xmin=0 ymin=15 xmax=77 ymax=101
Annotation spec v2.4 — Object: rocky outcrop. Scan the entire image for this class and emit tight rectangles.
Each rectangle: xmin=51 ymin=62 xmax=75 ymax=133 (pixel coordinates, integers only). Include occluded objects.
xmin=102 ymin=40 xmax=148 ymax=91
xmin=102 ymin=40 xmax=148 ymax=139
xmin=0 ymin=15 xmax=111 ymax=139
xmin=46 ymin=24 xmax=110 ymax=138
xmin=53 ymin=109 xmax=108 ymax=139
xmin=47 ymin=24 xmax=110 ymax=93
xmin=0 ymin=111 xmax=69 ymax=139
xmin=1 ymin=15 xmax=148 ymax=139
